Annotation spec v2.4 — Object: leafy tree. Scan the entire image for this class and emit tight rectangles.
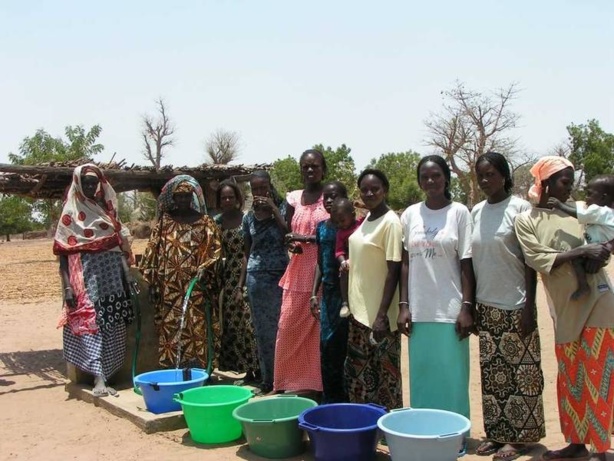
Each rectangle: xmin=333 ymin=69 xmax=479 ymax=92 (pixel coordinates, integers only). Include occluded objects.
xmin=270 ymin=144 xmax=357 ymax=197
xmin=567 ymin=119 xmax=614 ymax=184
xmin=367 ymin=151 xmax=423 ymax=210
xmin=0 ymin=195 xmax=37 ymax=241
xmin=312 ymin=144 xmax=358 ymax=196
xmin=8 ymin=124 xmax=104 ymax=227
xmin=205 ymin=129 xmax=241 ymax=164
xmin=270 ymin=156 xmax=301 ymax=196
xmin=8 ymin=125 xmax=103 ymax=165
xmin=425 ymin=81 xmax=520 ymax=207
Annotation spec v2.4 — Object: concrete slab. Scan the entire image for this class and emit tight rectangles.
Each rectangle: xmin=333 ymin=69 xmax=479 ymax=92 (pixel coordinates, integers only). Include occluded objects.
xmin=65 ymin=382 xmax=187 ymax=434
xmin=65 ymin=372 xmax=261 ymax=434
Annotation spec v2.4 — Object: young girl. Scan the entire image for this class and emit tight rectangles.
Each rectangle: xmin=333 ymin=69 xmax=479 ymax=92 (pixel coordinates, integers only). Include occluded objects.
xmin=310 ymin=181 xmax=350 ymax=403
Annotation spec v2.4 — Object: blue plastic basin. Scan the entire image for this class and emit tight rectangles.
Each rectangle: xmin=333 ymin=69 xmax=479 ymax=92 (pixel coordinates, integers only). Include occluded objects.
xmin=298 ymin=403 xmax=387 ymax=461
xmin=134 ymin=368 xmax=208 ymax=414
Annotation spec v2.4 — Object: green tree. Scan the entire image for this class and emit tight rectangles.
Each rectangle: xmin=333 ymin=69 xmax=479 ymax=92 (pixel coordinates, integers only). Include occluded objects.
xmin=367 ymin=151 xmax=423 ymax=210
xmin=567 ymin=119 xmax=614 ymax=184
xmin=8 ymin=125 xmax=103 ymax=164
xmin=270 ymin=156 xmax=301 ymax=196
xmin=270 ymin=144 xmax=357 ymax=197
xmin=8 ymin=125 xmax=104 ymax=227
xmin=0 ymin=195 xmax=37 ymax=241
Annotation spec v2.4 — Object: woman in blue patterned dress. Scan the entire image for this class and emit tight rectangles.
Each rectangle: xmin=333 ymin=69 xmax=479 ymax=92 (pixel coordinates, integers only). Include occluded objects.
xmin=238 ymin=171 xmax=289 ymax=394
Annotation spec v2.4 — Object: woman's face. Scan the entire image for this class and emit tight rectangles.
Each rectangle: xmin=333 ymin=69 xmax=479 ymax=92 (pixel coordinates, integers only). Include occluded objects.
xmin=173 ymin=192 xmax=193 ymax=211
xmin=219 ymin=186 xmax=238 ymax=212
xmin=250 ymin=176 xmax=270 ymax=198
xmin=359 ymin=174 xmax=386 ymax=211
xmin=300 ymin=153 xmax=324 ymax=186
xmin=418 ymin=161 xmax=447 ymax=199
xmin=81 ymin=175 xmax=100 ymax=200
xmin=546 ymin=167 xmax=574 ymax=202
xmin=476 ymin=160 xmax=506 ymax=199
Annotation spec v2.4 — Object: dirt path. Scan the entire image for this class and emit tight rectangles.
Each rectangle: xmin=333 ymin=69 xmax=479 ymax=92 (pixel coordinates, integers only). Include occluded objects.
xmin=0 ymin=239 xmax=612 ymax=460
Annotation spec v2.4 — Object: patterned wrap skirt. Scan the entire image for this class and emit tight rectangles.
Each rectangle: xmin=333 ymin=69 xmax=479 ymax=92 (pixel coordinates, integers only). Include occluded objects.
xmin=344 ymin=317 xmax=402 ymax=410
xmin=555 ymin=327 xmax=614 ymax=452
xmin=476 ymin=303 xmax=545 ymax=443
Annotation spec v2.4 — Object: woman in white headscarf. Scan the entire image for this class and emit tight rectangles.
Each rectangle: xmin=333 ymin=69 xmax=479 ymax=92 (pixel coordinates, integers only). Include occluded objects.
xmin=54 ymin=164 xmax=134 ymax=397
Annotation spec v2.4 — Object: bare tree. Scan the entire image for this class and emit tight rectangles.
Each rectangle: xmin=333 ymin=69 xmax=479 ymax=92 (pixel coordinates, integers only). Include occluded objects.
xmin=142 ymin=98 xmax=175 ymax=170
xmin=204 ymin=129 xmax=241 ymax=164
xmin=425 ymin=82 xmax=520 ymax=207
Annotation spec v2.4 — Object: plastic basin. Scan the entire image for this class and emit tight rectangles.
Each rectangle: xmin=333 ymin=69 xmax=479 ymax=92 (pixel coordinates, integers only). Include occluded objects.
xmin=233 ymin=395 xmax=317 ymax=458
xmin=298 ymin=403 xmax=387 ymax=461
xmin=173 ymin=385 xmax=253 ymax=444
xmin=133 ymin=368 xmax=208 ymax=414
xmin=377 ymin=408 xmax=471 ymax=461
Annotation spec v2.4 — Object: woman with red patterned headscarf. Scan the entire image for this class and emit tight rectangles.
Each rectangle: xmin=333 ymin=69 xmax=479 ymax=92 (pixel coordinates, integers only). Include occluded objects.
xmin=54 ymin=164 xmax=135 ymax=397
xmin=515 ymin=156 xmax=614 ymax=461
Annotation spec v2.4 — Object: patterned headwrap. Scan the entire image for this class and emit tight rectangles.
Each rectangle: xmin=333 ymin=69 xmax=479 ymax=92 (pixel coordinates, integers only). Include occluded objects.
xmin=158 ymin=175 xmax=207 ymax=214
xmin=53 ymin=164 xmax=124 ymax=255
xmin=528 ymin=156 xmax=574 ymax=201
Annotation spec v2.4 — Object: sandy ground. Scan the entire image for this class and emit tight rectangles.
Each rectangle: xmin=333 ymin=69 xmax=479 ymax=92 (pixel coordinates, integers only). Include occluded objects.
xmin=0 ymin=238 xmax=612 ymax=460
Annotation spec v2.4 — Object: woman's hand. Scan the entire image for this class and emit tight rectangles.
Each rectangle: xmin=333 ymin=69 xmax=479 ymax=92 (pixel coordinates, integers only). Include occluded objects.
xmin=582 ymin=243 xmax=610 ymax=262
xmin=253 ymin=196 xmax=276 ymax=211
xmin=372 ymin=313 xmax=390 ymax=343
xmin=455 ymin=303 xmax=475 ymax=340
xmin=64 ymin=287 xmax=76 ymax=309
xmin=309 ymin=296 xmax=320 ymax=320
xmin=396 ymin=304 xmax=412 ymax=336
xmin=519 ymin=302 xmax=537 ymax=338
xmin=284 ymin=233 xmax=302 ymax=245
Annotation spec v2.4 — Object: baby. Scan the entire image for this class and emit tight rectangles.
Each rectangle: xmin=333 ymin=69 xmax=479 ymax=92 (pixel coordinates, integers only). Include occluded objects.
xmin=548 ymin=174 xmax=614 ymax=299
xmin=331 ymin=197 xmax=364 ymax=318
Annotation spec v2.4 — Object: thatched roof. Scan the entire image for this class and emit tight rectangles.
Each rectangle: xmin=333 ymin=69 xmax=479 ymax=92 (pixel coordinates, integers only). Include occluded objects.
xmin=0 ymin=158 xmax=269 ymax=199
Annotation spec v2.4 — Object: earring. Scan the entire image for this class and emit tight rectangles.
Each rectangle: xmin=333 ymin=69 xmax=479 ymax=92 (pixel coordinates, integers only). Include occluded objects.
xmin=545 ymin=185 xmax=550 ymax=195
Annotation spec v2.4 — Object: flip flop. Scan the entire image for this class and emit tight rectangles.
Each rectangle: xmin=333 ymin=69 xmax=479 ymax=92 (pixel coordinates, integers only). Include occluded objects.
xmin=92 ymin=387 xmax=108 ymax=397
xmin=540 ymin=448 xmax=590 ymax=461
xmin=476 ymin=440 xmax=504 ymax=456
xmin=493 ymin=445 xmax=529 ymax=461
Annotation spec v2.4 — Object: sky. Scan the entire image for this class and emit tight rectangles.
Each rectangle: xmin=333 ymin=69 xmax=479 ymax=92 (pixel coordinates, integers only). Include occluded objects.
xmin=0 ymin=0 xmax=612 ymax=171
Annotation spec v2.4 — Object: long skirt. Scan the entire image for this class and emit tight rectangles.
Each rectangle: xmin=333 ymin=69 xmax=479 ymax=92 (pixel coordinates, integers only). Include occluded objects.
xmin=246 ymin=270 xmax=284 ymax=388
xmin=409 ymin=322 xmax=470 ymax=418
xmin=320 ymin=282 xmax=348 ymax=403
xmin=274 ymin=289 xmax=322 ymax=392
xmin=556 ymin=327 xmax=614 ymax=452
xmin=344 ymin=318 xmax=402 ymax=409
xmin=476 ymin=303 xmax=545 ymax=443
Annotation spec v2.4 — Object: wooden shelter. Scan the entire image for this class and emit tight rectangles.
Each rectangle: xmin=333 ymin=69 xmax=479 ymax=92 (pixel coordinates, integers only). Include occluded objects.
xmin=0 ymin=158 xmax=269 ymax=210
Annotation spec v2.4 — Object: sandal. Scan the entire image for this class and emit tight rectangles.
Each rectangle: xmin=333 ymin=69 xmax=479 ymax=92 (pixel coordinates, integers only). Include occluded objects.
xmin=476 ymin=440 xmax=504 ymax=456
xmin=494 ymin=444 xmax=529 ymax=461
xmin=541 ymin=446 xmax=590 ymax=461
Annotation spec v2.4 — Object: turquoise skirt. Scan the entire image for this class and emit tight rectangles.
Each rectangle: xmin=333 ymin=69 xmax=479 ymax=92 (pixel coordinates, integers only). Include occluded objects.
xmin=409 ymin=322 xmax=470 ymax=418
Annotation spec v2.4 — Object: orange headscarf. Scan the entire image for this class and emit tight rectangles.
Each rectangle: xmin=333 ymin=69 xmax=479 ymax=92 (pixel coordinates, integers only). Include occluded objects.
xmin=528 ymin=156 xmax=574 ymax=201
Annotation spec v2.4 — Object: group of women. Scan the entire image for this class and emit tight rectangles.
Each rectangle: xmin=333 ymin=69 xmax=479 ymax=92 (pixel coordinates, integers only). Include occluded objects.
xmin=56 ymin=150 xmax=614 ymax=461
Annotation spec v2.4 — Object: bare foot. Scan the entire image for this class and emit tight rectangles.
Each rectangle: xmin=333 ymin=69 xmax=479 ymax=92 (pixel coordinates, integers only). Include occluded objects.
xmin=571 ymin=285 xmax=591 ymax=300
xmin=93 ymin=376 xmax=108 ymax=397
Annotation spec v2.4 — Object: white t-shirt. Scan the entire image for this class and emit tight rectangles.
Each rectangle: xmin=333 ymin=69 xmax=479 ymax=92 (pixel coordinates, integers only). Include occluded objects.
xmin=471 ymin=196 xmax=531 ymax=310
xmin=576 ymin=202 xmax=614 ymax=244
xmin=401 ymin=202 xmax=472 ymax=323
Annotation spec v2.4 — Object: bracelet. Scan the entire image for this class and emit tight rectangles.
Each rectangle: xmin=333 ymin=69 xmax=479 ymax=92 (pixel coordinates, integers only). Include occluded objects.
xmin=310 ymin=295 xmax=318 ymax=301
xmin=64 ymin=287 xmax=72 ymax=291
xmin=399 ymin=301 xmax=409 ymax=305
xmin=461 ymin=301 xmax=473 ymax=306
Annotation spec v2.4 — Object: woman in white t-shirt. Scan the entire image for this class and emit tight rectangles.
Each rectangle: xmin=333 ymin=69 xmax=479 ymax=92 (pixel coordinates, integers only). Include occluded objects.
xmin=471 ymin=152 xmax=544 ymax=460
xmin=398 ymin=155 xmax=475 ymax=421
